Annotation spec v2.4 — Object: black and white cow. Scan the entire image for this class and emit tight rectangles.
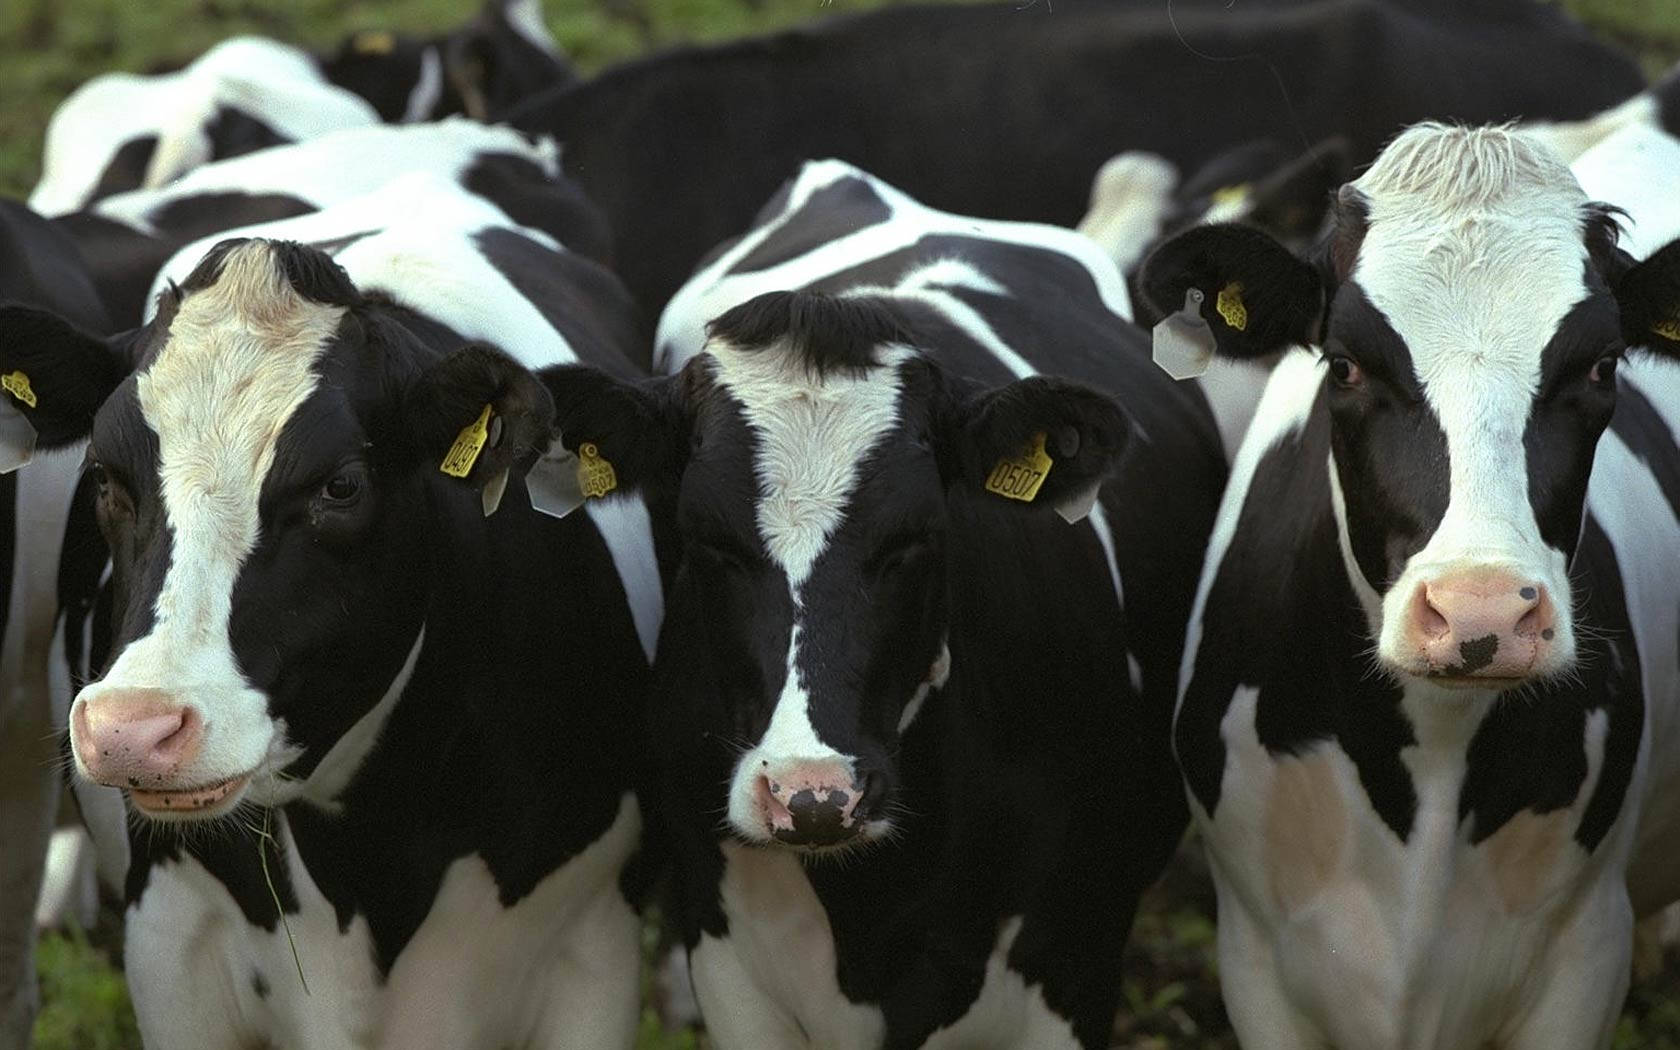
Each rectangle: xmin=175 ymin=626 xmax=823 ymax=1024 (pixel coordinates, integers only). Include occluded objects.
xmin=30 ymin=0 xmax=570 ymax=214
xmin=541 ymin=160 xmax=1227 ymax=1048
xmin=510 ymin=0 xmax=1640 ymax=314
xmin=1137 ymin=119 xmax=1680 ymax=1048
xmin=0 ymin=172 xmax=660 ymax=1049
xmin=56 ymin=118 xmax=601 ymax=328
xmin=0 ymin=199 xmax=118 ymax=1050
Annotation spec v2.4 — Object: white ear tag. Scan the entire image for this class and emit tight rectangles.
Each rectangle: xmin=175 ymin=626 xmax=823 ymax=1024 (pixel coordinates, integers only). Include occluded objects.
xmin=1152 ymin=288 xmax=1215 ymax=380
xmin=526 ymin=435 xmax=587 ymax=520
xmin=1054 ymin=480 xmax=1102 ymax=524
xmin=481 ymin=468 xmax=510 ymax=517
xmin=0 ymin=400 xmax=37 ymax=474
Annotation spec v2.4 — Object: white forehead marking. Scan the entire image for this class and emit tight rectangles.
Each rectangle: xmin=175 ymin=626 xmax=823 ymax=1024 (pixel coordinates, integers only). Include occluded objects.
xmin=708 ymin=336 xmax=913 ymax=587
xmin=140 ymin=240 xmax=341 ymax=606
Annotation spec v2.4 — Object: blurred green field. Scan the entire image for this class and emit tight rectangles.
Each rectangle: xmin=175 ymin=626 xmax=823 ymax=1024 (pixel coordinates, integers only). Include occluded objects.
xmin=6 ymin=0 xmax=1680 ymax=1047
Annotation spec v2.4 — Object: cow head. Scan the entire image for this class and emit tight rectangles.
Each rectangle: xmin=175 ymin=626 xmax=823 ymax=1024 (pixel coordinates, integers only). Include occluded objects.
xmin=1141 ymin=123 xmax=1680 ymax=691
xmin=0 ymin=238 xmax=552 ymax=821
xmin=543 ymin=290 xmax=1129 ymax=851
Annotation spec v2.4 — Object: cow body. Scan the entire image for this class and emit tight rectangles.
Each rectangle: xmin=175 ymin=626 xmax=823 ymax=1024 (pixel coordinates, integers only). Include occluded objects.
xmin=1 ymin=174 xmax=659 ymax=1049
xmin=1139 ymin=120 xmax=1680 ymax=1048
xmin=511 ymin=0 xmax=1640 ymax=314
xmin=580 ymin=160 xmax=1225 ymax=1048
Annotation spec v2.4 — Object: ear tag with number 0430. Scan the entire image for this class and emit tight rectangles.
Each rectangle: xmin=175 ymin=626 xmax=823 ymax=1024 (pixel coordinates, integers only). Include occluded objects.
xmin=440 ymin=404 xmax=492 ymax=478
xmin=984 ymin=432 xmax=1053 ymax=503
xmin=1 ymin=371 xmax=38 ymax=409
xmin=1152 ymin=288 xmax=1216 ymax=380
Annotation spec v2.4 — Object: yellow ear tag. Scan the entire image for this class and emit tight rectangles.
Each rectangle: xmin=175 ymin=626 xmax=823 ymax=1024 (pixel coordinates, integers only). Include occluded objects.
xmin=440 ymin=404 xmax=492 ymax=478
xmin=0 ymin=372 xmax=36 ymax=409
xmin=354 ymin=30 xmax=396 ymax=55
xmin=577 ymin=442 xmax=618 ymax=499
xmin=983 ymin=432 xmax=1053 ymax=503
xmin=1210 ymin=183 xmax=1251 ymax=208
xmin=1652 ymin=317 xmax=1680 ymax=341
xmin=1216 ymin=282 xmax=1248 ymax=332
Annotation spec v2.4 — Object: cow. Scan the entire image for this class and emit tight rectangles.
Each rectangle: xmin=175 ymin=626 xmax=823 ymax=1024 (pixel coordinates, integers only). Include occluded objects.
xmin=537 ymin=159 xmax=1227 ymax=1049
xmin=1135 ymin=116 xmax=1680 ymax=1048
xmin=0 ymin=200 xmax=121 ymax=1050
xmin=54 ymin=118 xmax=602 ymax=329
xmin=0 ymin=171 xmax=660 ymax=1049
xmin=509 ymin=0 xmax=1640 ymax=316
xmin=30 ymin=0 xmax=571 ymax=215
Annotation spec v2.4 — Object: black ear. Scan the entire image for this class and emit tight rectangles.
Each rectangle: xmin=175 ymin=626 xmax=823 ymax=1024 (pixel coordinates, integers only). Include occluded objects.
xmin=0 ymin=303 xmax=133 ymax=448
xmin=1138 ymin=223 xmax=1325 ymax=360
xmin=945 ymin=376 xmax=1132 ymax=516
xmin=538 ymin=363 xmax=687 ymax=495
xmin=1615 ymin=236 xmax=1680 ymax=355
xmin=405 ymin=343 xmax=554 ymax=493
xmin=1245 ymin=137 xmax=1353 ymax=244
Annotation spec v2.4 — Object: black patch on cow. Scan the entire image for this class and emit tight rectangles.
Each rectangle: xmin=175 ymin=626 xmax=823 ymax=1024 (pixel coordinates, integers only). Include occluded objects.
xmin=1325 ymin=283 xmax=1449 ymax=591
xmin=250 ymin=970 xmax=269 ymax=999
xmin=471 ymin=227 xmax=647 ymax=376
xmin=1453 ymin=635 xmax=1499 ymax=674
xmin=178 ymin=237 xmax=360 ymax=307
xmin=1527 ymin=290 xmax=1623 ymax=559
xmin=729 ymin=176 xmax=892 ymax=275
xmin=87 ymin=136 xmax=159 ymax=204
xmin=57 ymin=468 xmax=109 ymax=685
xmin=707 ymin=289 xmax=910 ymax=377
xmin=461 ymin=153 xmax=615 ymax=267
xmin=204 ymin=106 xmax=287 ymax=164
xmin=128 ymin=825 xmax=299 ymax=932
xmin=147 ymin=193 xmax=316 ymax=245
xmin=1654 ymin=63 xmax=1680 ymax=139
xmin=1178 ymin=392 xmax=1420 ymax=842
xmin=1459 ymin=516 xmax=1642 ymax=853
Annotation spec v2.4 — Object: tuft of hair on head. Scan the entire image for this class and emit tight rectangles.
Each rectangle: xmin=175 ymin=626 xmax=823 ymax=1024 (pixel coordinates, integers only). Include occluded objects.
xmin=179 ymin=238 xmax=362 ymax=313
xmin=1355 ymin=122 xmax=1580 ymax=211
xmin=704 ymin=290 xmax=913 ymax=378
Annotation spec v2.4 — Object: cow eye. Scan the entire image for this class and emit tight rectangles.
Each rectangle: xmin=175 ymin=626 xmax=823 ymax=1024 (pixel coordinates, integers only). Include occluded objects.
xmin=1327 ymin=355 xmax=1363 ymax=387
xmin=319 ymin=466 xmax=365 ymax=504
xmin=1588 ymin=354 xmax=1619 ymax=387
xmin=870 ymin=531 xmax=936 ymax=576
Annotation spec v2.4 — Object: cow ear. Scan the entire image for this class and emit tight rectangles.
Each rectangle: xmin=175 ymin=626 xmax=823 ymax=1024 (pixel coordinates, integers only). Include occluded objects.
xmin=1614 ymin=236 xmax=1680 ymax=355
xmin=536 ymin=364 xmax=687 ymax=506
xmin=944 ymin=375 xmax=1132 ymax=523
xmin=405 ymin=343 xmax=554 ymax=512
xmin=0 ymin=303 xmax=133 ymax=453
xmin=1138 ymin=223 xmax=1324 ymax=360
xmin=1244 ymin=137 xmax=1352 ymax=244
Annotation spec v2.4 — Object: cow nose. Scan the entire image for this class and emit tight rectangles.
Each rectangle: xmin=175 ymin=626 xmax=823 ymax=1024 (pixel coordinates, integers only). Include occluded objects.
xmin=756 ymin=760 xmax=867 ymax=847
xmin=71 ymin=688 xmax=204 ymax=788
xmin=1404 ymin=569 xmax=1554 ymax=680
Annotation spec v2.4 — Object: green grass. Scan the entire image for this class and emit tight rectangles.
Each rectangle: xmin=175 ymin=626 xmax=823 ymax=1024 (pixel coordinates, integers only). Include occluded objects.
xmin=11 ymin=0 xmax=1680 ymax=1046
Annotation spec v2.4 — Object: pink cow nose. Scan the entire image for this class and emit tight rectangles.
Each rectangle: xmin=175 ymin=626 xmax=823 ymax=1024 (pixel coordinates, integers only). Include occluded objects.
xmin=1403 ymin=569 xmax=1555 ymax=680
xmin=754 ymin=760 xmax=866 ymax=847
xmin=72 ymin=689 xmax=203 ymax=788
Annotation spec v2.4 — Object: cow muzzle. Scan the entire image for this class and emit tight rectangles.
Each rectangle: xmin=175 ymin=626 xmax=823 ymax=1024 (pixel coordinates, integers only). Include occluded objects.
xmin=70 ymin=688 xmax=248 ymax=816
xmin=1391 ymin=567 xmax=1559 ymax=685
xmin=750 ymin=759 xmax=872 ymax=848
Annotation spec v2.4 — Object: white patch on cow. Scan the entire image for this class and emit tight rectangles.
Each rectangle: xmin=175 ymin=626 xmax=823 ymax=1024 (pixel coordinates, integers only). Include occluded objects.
xmin=1572 ymin=123 xmax=1680 ymax=259
xmin=401 ymin=47 xmax=446 ymax=123
xmin=73 ymin=241 xmax=343 ymax=800
xmin=125 ymin=794 xmax=641 ymax=1049
xmin=690 ymin=843 xmax=886 ymax=1050
xmin=896 ymin=636 xmax=950 ymax=735
xmin=1076 ymin=150 xmax=1178 ymax=277
xmin=1524 ymin=92 xmax=1659 ymax=165
xmin=584 ymin=496 xmax=663 ymax=663
xmin=1325 ymin=448 xmax=1382 ymax=625
xmin=33 ymin=828 xmax=97 ymax=932
xmin=279 ymin=628 xmax=426 ymax=814
xmin=504 ymin=0 xmax=562 ymax=54
xmin=920 ymin=916 xmax=1080 ymax=1050
xmin=1346 ymin=126 xmax=1587 ymax=677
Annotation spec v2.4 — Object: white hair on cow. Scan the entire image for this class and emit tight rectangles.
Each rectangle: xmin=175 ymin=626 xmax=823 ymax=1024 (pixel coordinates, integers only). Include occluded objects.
xmin=1354 ymin=122 xmax=1583 ymax=213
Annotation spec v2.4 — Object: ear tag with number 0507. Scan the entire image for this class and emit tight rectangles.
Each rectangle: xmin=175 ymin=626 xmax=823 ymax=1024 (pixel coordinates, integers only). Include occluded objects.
xmin=1152 ymin=288 xmax=1216 ymax=380
xmin=578 ymin=443 xmax=618 ymax=499
xmin=440 ymin=404 xmax=492 ymax=478
xmin=984 ymin=432 xmax=1053 ymax=503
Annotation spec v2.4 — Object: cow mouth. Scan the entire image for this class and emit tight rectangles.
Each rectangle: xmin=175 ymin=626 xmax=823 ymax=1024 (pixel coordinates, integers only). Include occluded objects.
xmin=1421 ymin=672 xmax=1530 ymax=692
xmin=128 ymin=773 xmax=252 ymax=817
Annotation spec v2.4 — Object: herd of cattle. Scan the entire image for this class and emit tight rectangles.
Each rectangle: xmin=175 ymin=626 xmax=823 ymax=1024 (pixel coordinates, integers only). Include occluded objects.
xmin=2 ymin=0 xmax=1679 ymax=1047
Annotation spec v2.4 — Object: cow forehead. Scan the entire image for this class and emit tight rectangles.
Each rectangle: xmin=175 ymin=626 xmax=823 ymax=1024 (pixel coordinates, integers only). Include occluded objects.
xmin=1348 ymin=125 xmax=1592 ymax=394
xmin=137 ymin=241 xmax=341 ymax=559
xmin=706 ymin=339 xmax=914 ymax=586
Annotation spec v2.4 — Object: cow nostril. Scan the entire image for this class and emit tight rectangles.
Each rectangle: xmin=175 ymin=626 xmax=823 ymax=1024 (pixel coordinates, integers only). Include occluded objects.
xmin=1416 ymin=589 xmax=1450 ymax=640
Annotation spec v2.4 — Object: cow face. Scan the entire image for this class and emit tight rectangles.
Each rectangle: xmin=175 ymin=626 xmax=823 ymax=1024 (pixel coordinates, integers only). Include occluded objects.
xmin=544 ymin=290 xmax=1129 ymax=852
xmin=1141 ymin=123 xmax=1680 ymax=691
xmin=0 ymin=238 xmax=551 ymax=821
